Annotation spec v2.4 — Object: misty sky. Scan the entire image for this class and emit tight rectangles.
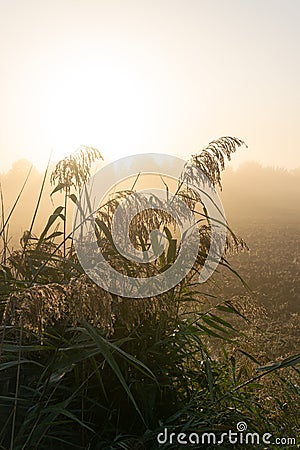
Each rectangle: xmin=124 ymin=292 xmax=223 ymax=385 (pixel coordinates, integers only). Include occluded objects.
xmin=0 ymin=0 xmax=299 ymax=171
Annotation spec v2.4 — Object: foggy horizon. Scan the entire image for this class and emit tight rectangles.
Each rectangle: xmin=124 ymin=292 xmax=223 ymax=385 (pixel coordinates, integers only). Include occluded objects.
xmin=1 ymin=154 xmax=299 ymax=249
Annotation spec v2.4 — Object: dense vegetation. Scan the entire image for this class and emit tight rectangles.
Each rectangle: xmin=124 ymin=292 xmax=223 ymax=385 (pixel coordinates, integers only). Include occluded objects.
xmin=0 ymin=138 xmax=298 ymax=449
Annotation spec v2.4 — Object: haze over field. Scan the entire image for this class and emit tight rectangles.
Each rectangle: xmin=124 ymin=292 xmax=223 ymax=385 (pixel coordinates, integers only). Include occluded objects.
xmin=1 ymin=159 xmax=299 ymax=247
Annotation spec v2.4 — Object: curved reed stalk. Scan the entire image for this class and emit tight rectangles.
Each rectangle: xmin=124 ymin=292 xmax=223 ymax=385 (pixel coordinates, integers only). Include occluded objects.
xmin=50 ymin=146 xmax=103 ymax=260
